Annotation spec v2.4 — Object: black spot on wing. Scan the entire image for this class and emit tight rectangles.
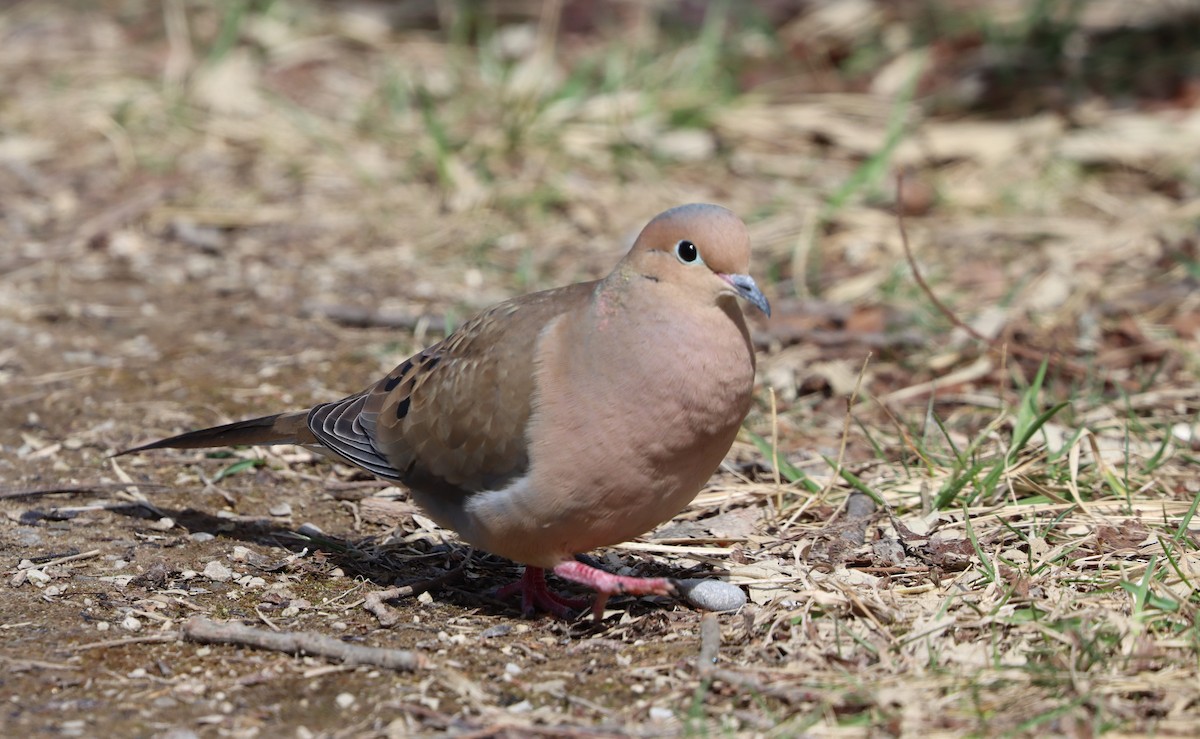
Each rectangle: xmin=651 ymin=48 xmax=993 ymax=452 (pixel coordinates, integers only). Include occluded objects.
xmin=395 ymin=396 xmax=411 ymax=420
xmin=382 ymin=359 xmax=413 ymax=391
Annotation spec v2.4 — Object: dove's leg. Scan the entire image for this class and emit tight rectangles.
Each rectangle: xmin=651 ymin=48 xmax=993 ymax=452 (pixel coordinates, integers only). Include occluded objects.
xmin=552 ymin=560 xmax=676 ymax=621
xmin=495 ymin=566 xmax=590 ymax=619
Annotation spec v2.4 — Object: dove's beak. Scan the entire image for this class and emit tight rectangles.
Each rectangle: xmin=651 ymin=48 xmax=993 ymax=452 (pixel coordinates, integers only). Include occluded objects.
xmin=721 ymin=274 xmax=771 ymax=318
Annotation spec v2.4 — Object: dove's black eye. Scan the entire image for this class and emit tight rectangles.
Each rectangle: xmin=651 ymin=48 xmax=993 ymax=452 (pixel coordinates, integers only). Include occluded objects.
xmin=675 ymin=240 xmax=699 ymax=264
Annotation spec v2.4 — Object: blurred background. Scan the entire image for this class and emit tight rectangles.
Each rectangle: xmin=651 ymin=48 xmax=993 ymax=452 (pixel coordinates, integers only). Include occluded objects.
xmin=5 ymin=0 xmax=1200 ymax=477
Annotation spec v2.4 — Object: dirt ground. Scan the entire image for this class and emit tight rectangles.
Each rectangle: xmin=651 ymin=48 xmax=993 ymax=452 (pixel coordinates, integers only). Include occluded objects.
xmin=4 ymin=1 xmax=1200 ymax=736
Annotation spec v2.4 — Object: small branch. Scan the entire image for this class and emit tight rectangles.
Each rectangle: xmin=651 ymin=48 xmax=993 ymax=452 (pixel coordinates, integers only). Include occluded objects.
xmin=697 ymin=612 xmax=721 ymax=672
xmin=73 ymin=634 xmax=178 ymax=651
xmin=0 ymin=483 xmax=167 ymax=500
xmin=839 ymin=492 xmax=878 ymax=546
xmin=302 ymin=302 xmax=444 ymax=332
xmin=0 ymin=655 xmax=79 ymax=671
xmin=364 ymin=563 xmax=467 ymax=627
xmin=705 ymin=667 xmax=822 ymax=704
xmin=23 ymin=549 xmax=102 ymax=570
xmin=182 ymin=617 xmax=427 ymax=672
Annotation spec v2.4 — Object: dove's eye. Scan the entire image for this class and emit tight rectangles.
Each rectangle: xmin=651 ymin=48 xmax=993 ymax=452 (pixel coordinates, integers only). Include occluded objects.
xmin=675 ymin=240 xmax=700 ymax=264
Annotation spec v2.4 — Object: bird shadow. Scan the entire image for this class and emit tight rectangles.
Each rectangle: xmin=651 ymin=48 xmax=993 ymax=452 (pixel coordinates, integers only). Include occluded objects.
xmin=82 ymin=499 xmax=686 ymax=625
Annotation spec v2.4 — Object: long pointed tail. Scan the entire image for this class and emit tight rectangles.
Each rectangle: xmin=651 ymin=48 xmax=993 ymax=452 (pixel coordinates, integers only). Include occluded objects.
xmin=115 ymin=411 xmax=316 ymax=456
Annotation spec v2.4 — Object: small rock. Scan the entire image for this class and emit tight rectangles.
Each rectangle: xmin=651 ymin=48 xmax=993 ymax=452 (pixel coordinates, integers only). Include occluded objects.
xmin=150 ymin=517 xmax=176 ymax=531
xmin=268 ymin=502 xmax=292 ymax=517
xmin=649 ymin=706 xmax=674 ymax=721
xmin=189 ymin=532 xmax=215 ymax=543
xmin=122 ymin=615 xmax=142 ymax=631
xmin=335 ymin=693 xmax=355 ymax=709
xmin=480 ymin=624 xmax=511 ymax=638
xmin=676 ymin=579 xmax=746 ymax=612
xmin=297 ymin=523 xmax=324 ymax=537
xmin=202 ymin=561 xmax=233 ymax=582
xmin=504 ymin=662 xmax=522 ymax=676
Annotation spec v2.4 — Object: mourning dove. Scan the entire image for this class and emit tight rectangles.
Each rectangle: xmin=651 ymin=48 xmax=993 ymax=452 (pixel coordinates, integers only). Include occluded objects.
xmin=119 ymin=203 xmax=770 ymax=619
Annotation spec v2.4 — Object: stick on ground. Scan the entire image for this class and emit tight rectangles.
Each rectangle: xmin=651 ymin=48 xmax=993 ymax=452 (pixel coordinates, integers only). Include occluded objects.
xmin=182 ymin=616 xmax=427 ymax=672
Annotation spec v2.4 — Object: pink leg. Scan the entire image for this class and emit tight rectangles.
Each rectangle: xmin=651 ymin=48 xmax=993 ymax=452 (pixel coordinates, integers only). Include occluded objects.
xmin=552 ymin=560 xmax=676 ymax=622
xmin=494 ymin=566 xmax=590 ymax=619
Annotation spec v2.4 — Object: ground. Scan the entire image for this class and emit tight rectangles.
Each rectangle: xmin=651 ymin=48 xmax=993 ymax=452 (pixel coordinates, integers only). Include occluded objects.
xmin=3 ymin=1 xmax=1200 ymax=736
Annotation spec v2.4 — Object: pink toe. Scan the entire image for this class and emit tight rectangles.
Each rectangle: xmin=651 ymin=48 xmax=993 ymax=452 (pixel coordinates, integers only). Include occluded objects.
xmin=551 ymin=560 xmax=675 ymax=597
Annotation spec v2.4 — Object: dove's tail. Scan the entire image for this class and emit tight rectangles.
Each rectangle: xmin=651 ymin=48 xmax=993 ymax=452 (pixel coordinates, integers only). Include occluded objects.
xmin=114 ymin=411 xmax=316 ymax=456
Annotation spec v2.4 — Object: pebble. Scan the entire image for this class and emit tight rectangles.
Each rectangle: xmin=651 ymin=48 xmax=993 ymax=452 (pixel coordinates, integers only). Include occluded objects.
xmin=189 ymin=532 xmax=215 ymax=543
xmin=335 ymin=693 xmax=355 ymax=709
xmin=675 ymin=578 xmax=746 ymax=612
xmin=202 ymin=561 xmax=233 ymax=582
xmin=268 ymin=502 xmax=292 ymax=517
xmin=122 ymin=615 xmax=142 ymax=631
xmin=14 ymin=527 xmax=41 ymax=546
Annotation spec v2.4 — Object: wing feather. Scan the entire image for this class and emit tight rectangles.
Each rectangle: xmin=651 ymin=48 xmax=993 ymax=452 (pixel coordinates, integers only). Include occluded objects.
xmin=305 ymin=281 xmax=597 ymax=494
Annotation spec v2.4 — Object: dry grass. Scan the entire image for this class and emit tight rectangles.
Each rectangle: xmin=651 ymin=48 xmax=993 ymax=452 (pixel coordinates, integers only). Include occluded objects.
xmin=2 ymin=1 xmax=1200 ymax=736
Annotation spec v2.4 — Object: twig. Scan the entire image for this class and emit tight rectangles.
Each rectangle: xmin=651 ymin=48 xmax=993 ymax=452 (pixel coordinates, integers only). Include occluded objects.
xmin=705 ymin=667 xmax=821 ymax=704
xmin=697 ymin=612 xmax=721 ymax=672
xmin=182 ymin=617 xmax=427 ymax=671
xmin=839 ymin=492 xmax=878 ymax=546
xmin=73 ymin=634 xmax=178 ymax=651
xmin=364 ymin=563 xmax=467 ymax=627
xmin=0 ymin=483 xmax=168 ymax=500
xmin=22 ymin=548 xmax=102 ymax=569
xmin=0 ymin=655 xmax=79 ymax=671
xmin=302 ymin=302 xmax=443 ymax=331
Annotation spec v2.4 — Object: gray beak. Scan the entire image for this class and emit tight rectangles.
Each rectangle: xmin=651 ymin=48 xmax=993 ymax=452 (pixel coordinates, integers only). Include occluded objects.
xmin=722 ymin=273 xmax=771 ymax=317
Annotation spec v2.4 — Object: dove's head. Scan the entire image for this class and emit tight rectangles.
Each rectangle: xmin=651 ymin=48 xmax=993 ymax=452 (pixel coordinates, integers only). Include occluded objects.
xmin=620 ymin=203 xmax=771 ymax=317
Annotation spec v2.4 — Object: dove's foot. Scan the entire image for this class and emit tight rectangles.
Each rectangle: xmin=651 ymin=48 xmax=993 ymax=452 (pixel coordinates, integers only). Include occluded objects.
xmin=495 ymin=566 xmax=591 ymax=619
